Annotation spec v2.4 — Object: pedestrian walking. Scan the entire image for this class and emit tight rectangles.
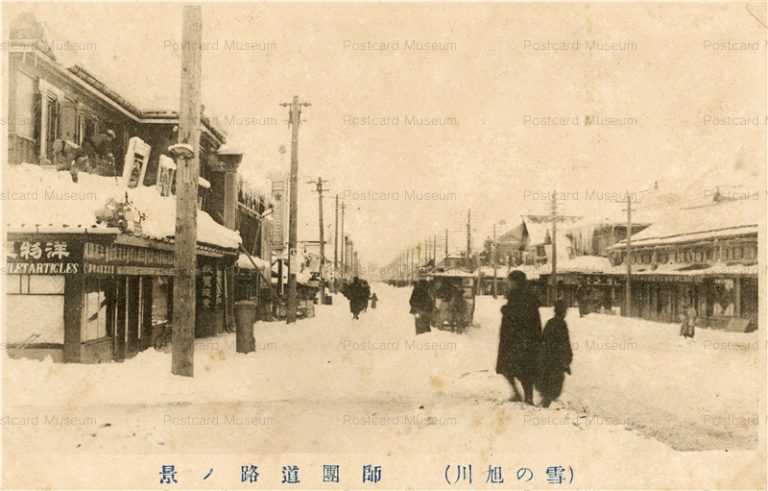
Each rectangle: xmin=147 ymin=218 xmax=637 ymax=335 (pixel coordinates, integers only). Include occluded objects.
xmin=343 ymin=277 xmax=366 ymax=320
xmin=409 ymin=279 xmax=434 ymax=335
xmin=537 ymin=300 xmax=573 ymax=408
xmin=362 ymin=280 xmax=371 ymax=312
xmin=679 ymin=302 xmax=697 ymax=339
xmin=496 ymin=270 xmax=542 ymax=405
xmin=370 ymin=292 xmax=378 ymax=309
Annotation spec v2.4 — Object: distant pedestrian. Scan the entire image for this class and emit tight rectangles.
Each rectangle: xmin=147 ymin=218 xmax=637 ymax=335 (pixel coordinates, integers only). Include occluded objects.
xmin=537 ymin=300 xmax=573 ymax=408
xmin=343 ymin=277 xmax=366 ymax=320
xmin=496 ymin=270 xmax=542 ymax=405
xmin=370 ymin=293 xmax=378 ymax=309
xmin=679 ymin=302 xmax=697 ymax=339
xmin=576 ymin=282 xmax=588 ymax=317
xmin=361 ymin=280 xmax=371 ymax=312
xmin=409 ymin=279 xmax=434 ymax=335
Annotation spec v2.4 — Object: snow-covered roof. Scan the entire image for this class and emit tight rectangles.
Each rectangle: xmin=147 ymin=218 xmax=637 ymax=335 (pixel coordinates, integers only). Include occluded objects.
xmin=5 ymin=164 xmax=241 ymax=249
xmin=556 ymin=255 xmax=614 ymax=274
xmin=610 ymin=198 xmax=760 ymax=249
xmin=497 ymin=222 xmax=525 ymax=244
xmin=631 ymin=262 xmax=758 ymax=277
xmin=524 ymin=221 xmax=550 ymax=246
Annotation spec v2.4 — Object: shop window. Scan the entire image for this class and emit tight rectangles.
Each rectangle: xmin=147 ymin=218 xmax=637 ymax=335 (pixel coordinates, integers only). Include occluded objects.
xmin=83 ymin=278 xmax=116 ymax=341
xmin=7 ymin=274 xmax=64 ymax=295
xmin=5 ymin=274 xmax=65 ymax=343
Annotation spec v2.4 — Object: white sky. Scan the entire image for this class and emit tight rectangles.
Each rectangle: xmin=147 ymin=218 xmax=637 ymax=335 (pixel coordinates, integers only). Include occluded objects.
xmin=3 ymin=3 xmax=766 ymax=267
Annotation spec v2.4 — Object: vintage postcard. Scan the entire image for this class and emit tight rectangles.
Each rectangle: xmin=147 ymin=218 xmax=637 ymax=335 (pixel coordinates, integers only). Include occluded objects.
xmin=1 ymin=2 xmax=766 ymax=490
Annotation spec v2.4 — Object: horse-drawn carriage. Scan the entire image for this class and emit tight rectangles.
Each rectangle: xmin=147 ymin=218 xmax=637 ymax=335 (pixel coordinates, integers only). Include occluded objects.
xmin=427 ymin=269 xmax=477 ymax=333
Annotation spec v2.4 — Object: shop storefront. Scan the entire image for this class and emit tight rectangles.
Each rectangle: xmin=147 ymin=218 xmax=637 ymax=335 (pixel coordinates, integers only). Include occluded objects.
xmin=5 ymin=232 xmax=237 ymax=362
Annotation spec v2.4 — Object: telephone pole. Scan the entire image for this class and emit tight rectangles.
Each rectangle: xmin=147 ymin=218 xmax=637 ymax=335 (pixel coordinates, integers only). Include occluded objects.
xmin=445 ymin=229 xmax=448 ymax=259
xmin=466 ymin=209 xmax=472 ymax=269
xmin=492 ymin=223 xmax=498 ymax=298
xmin=333 ymin=194 xmax=339 ymax=291
xmin=623 ymin=191 xmax=633 ymax=317
xmin=280 ymin=95 xmax=311 ymax=324
xmin=551 ymin=190 xmax=558 ymax=303
xmin=308 ymin=177 xmax=329 ymax=300
xmin=171 ymin=5 xmax=202 ymax=377
xmin=340 ymin=201 xmax=346 ymax=280
xmin=433 ymin=233 xmax=437 ymax=263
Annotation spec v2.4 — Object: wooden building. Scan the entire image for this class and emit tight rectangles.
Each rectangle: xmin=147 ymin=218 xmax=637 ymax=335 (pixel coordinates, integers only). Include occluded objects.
xmin=4 ymin=14 xmax=247 ymax=362
xmin=607 ymin=198 xmax=759 ymax=331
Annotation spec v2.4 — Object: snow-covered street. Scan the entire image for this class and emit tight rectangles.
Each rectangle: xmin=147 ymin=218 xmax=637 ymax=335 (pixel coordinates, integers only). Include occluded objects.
xmin=2 ymin=284 xmax=763 ymax=488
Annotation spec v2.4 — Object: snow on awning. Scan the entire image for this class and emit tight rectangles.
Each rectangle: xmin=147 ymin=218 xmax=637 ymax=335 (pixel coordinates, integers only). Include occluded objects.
xmin=556 ymin=255 xmax=613 ymax=274
xmin=5 ymin=164 xmax=241 ymax=250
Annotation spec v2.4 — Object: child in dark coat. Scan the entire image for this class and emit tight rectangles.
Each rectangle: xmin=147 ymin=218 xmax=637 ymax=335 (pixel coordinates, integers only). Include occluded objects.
xmin=537 ymin=300 xmax=573 ymax=408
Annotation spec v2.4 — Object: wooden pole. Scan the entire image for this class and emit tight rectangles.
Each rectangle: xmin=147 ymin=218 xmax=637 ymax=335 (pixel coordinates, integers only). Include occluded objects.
xmin=551 ymin=190 xmax=558 ymax=303
xmin=466 ymin=209 xmax=472 ymax=269
xmin=333 ymin=193 xmax=339 ymax=290
xmin=340 ymin=201 xmax=345 ymax=279
xmin=171 ymin=5 xmax=202 ymax=377
xmin=625 ymin=191 xmax=633 ymax=317
xmin=308 ymin=177 xmax=327 ymax=299
xmin=281 ymin=96 xmax=310 ymax=324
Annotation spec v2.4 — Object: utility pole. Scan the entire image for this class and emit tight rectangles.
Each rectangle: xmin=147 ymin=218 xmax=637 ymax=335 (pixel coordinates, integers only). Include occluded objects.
xmin=433 ymin=233 xmax=437 ymax=263
xmin=171 ymin=5 xmax=202 ymax=377
xmin=409 ymin=247 xmax=414 ymax=283
xmin=308 ymin=177 xmax=328 ymax=301
xmin=466 ymin=209 xmax=472 ymax=270
xmin=280 ymin=95 xmax=311 ymax=324
xmin=551 ymin=190 xmax=558 ymax=303
xmin=340 ymin=201 xmax=346 ymax=280
xmin=445 ymin=229 xmax=448 ymax=259
xmin=623 ymin=191 xmax=633 ymax=317
xmin=492 ymin=223 xmax=498 ymax=298
xmin=333 ymin=194 xmax=339 ymax=292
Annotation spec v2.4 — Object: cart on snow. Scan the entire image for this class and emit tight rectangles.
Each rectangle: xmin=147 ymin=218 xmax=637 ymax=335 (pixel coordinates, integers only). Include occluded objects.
xmin=427 ymin=269 xmax=477 ymax=333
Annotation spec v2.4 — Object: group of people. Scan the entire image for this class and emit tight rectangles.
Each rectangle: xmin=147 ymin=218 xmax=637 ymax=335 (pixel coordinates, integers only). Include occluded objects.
xmin=342 ymin=277 xmax=377 ymax=320
xmin=495 ymin=270 xmax=574 ymax=407
xmin=408 ymin=278 xmax=468 ymax=334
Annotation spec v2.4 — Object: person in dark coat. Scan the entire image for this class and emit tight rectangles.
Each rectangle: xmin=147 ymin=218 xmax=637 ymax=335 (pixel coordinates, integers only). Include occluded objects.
xmin=370 ymin=292 xmax=378 ymax=309
xmin=343 ymin=277 xmax=365 ymax=319
xmin=575 ymin=282 xmax=588 ymax=317
xmin=361 ymin=280 xmax=371 ymax=312
xmin=537 ymin=300 xmax=573 ymax=408
xmin=450 ymin=284 xmax=467 ymax=332
xmin=496 ymin=270 xmax=542 ymax=405
xmin=409 ymin=279 xmax=434 ymax=335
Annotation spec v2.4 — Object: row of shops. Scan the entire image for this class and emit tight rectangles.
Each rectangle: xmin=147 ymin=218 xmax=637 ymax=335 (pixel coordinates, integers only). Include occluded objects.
xmin=3 ymin=14 xmax=271 ymax=363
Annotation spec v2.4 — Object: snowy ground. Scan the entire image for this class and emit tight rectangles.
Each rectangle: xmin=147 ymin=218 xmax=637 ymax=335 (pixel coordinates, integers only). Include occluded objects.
xmin=2 ymin=284 xmax=764 ymax=489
